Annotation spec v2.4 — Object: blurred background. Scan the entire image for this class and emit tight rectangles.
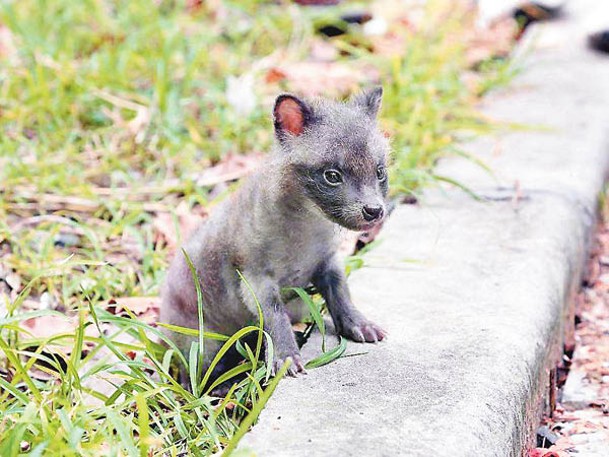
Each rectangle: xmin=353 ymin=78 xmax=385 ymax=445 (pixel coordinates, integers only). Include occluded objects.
xmin=0 ymin=0 xmax=528 ymax=308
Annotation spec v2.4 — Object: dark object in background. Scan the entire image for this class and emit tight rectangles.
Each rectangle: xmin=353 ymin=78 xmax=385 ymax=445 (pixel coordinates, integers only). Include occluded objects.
xmin=588 ymin=30 xmax=609 ymax=54
xmin=317 ymin=12 xmax=373 ymax=38
xmin=536 ymin=425 xmax=559 ymax=448
xmin=513 ymin=2 xmax=563 ymax=32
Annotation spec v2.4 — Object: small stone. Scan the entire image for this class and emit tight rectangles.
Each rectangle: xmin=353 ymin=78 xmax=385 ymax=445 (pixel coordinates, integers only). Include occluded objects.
xmin=363 ymin=18 xmax=388 ymax=36
xmin=536 ymin=425 xmax=559 ymax=448
xmin=20 ymin=441 xmax=30 ymax=452
xmin=5 ymin=273 xmax=21 ymax=292
xmin=226 ymin=74 xmax=255 ymax=117
xmin=569 ymin=431 xmax=607 ymax=457
xmin=54 ymin=232 xmax=80 ymax=248
xmin=0 ymin=293 xmax=7 ymax=318
xmin=598 ymin=273 xmax=609 ymax=285
xmin=39 ymin=292 xmax=55 ymax=310
xmin=79 ymin=277 xmax=97 ymax=292
xmin=561 ymin=370 xmax=600 ymax=408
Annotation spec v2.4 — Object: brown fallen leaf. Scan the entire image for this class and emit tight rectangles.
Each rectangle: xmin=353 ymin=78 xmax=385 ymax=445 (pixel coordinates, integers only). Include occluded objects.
xmin=269 ymin=61 xmax=377 ymax=97
xmin=543 ymin=446 xmax=571 ymax=457
xmin=185 ymin=0 xmax=203 ymax=13
xmin=22 ymin=314 xmax=76 ymax=339
xmin=105 ymin=296 xmax=161 ymax=315
xmin=105 ymin=296 xmax=161 ymax=326
xmin=194 ymin=152 xmax=263 ymax=188
xmin=527 ymin=450 xmax=553 ymax=457
xmin=4 ymin=272 xmax=22 ymax=293
xmin=465 ymin=17 xmax=518 ymax=66
xmin=265 ymin=67 xmax=287 ymax=84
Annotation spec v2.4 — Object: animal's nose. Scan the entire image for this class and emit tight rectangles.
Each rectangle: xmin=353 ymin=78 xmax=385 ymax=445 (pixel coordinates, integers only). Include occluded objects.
xmin=362 ymin=205 xmax=384 ymax=222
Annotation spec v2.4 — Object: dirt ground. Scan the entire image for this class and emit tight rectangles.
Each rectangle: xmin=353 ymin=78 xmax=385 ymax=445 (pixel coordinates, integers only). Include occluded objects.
xmin=529 ymin=216 xmax=609 ymax=456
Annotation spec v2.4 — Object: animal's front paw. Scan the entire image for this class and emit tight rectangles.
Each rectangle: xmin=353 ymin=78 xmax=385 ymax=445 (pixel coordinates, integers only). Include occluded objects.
xmin=272 ymin=351 xmax=306 ymax=377
xmin=340 ymin=314 xmax=386 ymax=343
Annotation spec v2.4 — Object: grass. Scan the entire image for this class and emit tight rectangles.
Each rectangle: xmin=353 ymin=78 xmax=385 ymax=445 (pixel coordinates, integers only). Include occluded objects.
xmin=0 ymin=260 xmax=287 ymax=456
xmin=0 ymin=0 xmax=516 ymax=455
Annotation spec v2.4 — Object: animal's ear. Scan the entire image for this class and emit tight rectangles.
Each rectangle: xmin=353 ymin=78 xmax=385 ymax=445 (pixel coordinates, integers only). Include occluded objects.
xmin=352 ymin=86 xmax=383 ymax=118
xmin=273 ymin=94 xmax=314 ymax=139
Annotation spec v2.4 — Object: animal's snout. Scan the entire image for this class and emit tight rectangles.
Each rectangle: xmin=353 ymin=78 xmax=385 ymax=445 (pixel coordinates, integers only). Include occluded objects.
xmin=362 ymin=204 xmax=384 ymax=222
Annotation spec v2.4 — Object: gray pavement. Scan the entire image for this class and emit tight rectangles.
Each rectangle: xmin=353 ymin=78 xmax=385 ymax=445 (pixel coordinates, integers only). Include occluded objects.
xmin=240 ymin=1 xmax=609 ymax=455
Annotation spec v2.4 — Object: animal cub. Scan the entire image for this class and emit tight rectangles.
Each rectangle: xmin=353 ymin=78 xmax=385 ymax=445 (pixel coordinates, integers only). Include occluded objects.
xmin=161 ymin=88 xmax=389 ymax=378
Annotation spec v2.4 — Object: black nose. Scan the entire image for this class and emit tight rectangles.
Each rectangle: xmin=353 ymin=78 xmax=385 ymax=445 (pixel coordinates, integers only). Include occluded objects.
xmin=362 ymin=205 xmax=384 ymax=222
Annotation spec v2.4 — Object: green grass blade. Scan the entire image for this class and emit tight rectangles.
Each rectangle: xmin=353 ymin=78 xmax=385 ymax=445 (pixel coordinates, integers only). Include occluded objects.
xmin=156 ymin=323 xmax=229 ymax=341
xmin=290 ymin=287 xmax=326 ymax=351
xmin=236 ymin=271 xmax=265 ymax=378
xmin=222 ymin=360 xmax=290 ymax=456
xmin=205 ymin=362 xmax=253 ymax=395
xmin=181 ymin=248 xmax=206 ymax=385
xmin=136 ymin=393 xmax=151 ymax=457
xmin=198 ymin=326 xmax=261 ymax=393
xmin=305 ymin=336 xmax=347 ymax=369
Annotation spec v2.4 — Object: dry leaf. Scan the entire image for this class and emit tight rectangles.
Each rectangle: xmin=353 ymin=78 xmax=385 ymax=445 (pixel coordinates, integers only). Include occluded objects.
xmin=105 ymin=296 xmax=161 ymax=325
xmin=5 ymin=272 xmax=21 ymax=292
xmin=265 ymin=67 xmax=287 ymax=84
xmin=195 ymin=152 xmax=263 ymax=188
xmin=185 ymin=0 xmax=203 ymax=13
xmin=22 ymin=314 xmax=76 ymax=339
xmin=529 ymin=445 xmax=572 ymax=457
xmin=270 ymin=62 xmax=377 ymax=97
xmin=465 ymin=17 xmax=518 ymax=66
xmin=107 ymin=296 xmax=160 ymax=315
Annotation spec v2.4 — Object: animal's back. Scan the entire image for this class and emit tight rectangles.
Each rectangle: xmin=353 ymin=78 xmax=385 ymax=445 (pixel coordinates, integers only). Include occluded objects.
xmin=162 ymin=201 xmax=246 ymax=335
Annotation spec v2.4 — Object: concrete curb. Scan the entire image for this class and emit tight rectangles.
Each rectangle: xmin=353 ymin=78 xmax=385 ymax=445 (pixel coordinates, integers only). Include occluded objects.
xmin=240 ymin=1 xmax=609 ymax=455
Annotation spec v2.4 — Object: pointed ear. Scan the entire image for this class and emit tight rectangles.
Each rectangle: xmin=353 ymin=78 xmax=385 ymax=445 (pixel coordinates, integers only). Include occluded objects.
xmin=273 ymin=94 xmax=314 ymax=139
xmin=352 ymin=86 xmax=383 ymax=118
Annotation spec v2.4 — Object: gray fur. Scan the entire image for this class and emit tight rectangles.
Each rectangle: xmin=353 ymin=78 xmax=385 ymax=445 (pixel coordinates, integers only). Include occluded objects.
xmin=161 ymin=88 xmax=389 ymax=380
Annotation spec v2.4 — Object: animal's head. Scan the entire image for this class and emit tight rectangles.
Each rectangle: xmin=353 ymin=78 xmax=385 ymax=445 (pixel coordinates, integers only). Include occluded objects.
xmin=273 ymin=87 xmax=390 ymax=231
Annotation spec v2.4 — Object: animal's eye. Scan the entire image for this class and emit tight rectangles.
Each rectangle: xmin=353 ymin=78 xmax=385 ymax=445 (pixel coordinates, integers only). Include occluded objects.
xmin=323 ymin=169 xmax=343 ymax=185
xmin=376 ymin=165 xmax=387 ymax=181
